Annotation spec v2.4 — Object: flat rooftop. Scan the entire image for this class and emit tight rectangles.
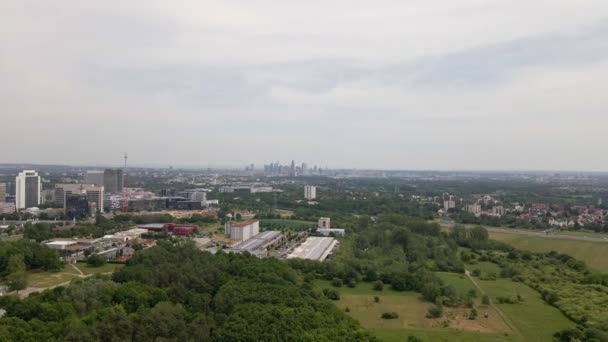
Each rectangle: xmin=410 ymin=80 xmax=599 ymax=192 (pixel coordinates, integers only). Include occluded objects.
xmin=231 ymin=231 xmax=282 ymax=252
xmin=287 ymin=237 xmax=337 ymax=262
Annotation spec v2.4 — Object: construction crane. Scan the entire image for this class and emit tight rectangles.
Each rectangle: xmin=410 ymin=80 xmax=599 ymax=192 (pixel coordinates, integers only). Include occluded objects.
xmin=121 ymin=153 xmax=129 ymax=213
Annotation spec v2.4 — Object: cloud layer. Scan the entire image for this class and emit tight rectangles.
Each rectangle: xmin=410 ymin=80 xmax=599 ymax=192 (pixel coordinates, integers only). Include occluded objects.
xmin=2 ymin=1 xmax=608 ymax=170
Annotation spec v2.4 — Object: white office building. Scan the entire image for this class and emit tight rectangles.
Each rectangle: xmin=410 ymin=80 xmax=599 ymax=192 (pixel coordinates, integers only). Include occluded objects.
xmin=15 ymin=170 xmax=41 ymax=210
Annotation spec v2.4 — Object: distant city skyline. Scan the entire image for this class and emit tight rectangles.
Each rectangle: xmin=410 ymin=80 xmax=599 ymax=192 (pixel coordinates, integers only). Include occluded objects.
xmin=3 ymin=1 xmax=608 ymax=171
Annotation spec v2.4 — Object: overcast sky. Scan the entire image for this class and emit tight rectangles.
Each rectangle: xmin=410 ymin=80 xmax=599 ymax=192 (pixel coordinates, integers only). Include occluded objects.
xmin=2 ymin=1 xmax=608 ymax=170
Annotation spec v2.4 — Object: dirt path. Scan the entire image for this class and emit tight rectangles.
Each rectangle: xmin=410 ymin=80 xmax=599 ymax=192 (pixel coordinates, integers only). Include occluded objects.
xmin=464 ymin=269 xmax=523 ymax=339
xmin=69 ymin=263 xmax=84 ymax=276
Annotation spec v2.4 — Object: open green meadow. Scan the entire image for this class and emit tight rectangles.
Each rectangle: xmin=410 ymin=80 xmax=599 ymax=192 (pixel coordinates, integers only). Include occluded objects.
xmin=476 ymin=277 xmax=574 ymax=341
xmin=489 ymin=231 xmax=608 ymax=272
xmin=318 ymin=278 xmax=519 ymax=341
xmin=26 ymin=271 xmax=80 ymax=288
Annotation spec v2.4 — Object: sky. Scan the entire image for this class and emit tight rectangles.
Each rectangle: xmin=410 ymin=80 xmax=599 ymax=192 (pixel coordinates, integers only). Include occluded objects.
xmin=2 ymin=1 xmax=608 ymax=170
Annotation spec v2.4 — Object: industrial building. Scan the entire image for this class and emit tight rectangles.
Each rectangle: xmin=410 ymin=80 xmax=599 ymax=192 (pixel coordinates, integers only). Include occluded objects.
xmin=137 ymin=223 xmax=198 ymax=236
xmin=103 ymin=228 xmax=148 ymax=242
xmin=15 ymin=170 xmax=41 ymax=210
xmin=287 ymin=237 xmax=338 ymax=262
xmin=224 ymin=219 xmax=259 ymax=241
xmin=228 ymin=231 xmax=283 ymax=256
xmin=317 ymin=228 xmax=345 ymax=237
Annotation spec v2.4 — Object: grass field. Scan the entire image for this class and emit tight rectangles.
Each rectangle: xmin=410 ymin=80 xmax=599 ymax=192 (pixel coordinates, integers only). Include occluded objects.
xmin=260 ymin=219 xmax=316 ymax=230
xmin=75 ymin=262 xmax=124 ymax=275
xmin=373 ymin=328 xmax=519 ymax=342
xmin=272 ymin=209 xmax=294 ymax=218
xmin=557 ymin=230 xmax=608 ymax=239
xmin=490 ymin=231 xmax=608 ymax=272
xmin=476 ymin=278 xmax=574 ymax=341
xmin=26 ymin=271 xmax=80 ymax=288
xmin=316 ymin=279 xmax=418 ymax=296
xmin=25 ymin=263 xmax=124 ymax=288
xmin=319 ymin=278 xmax=517 ymax=341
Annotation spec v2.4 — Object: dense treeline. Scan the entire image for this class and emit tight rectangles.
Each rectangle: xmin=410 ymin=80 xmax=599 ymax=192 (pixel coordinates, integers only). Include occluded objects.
xmin=0 ymin=241 xmax=375 ymax=341
xmin=0 ymin=240 xmax=61 ymax=275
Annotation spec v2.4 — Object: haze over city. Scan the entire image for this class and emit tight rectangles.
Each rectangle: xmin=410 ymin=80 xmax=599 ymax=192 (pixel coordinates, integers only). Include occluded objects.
xmin=3 ymin=1 xmax=608 ymax=170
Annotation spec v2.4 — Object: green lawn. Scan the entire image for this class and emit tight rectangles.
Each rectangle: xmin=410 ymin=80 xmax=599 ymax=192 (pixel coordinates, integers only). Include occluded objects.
xmin=260 ymin=219 xmax=316 ymax=230
xmin=490 ymin=231 xmax=608 ymax=272
xmin=475 ymin=277 xmax=574 ymax=341
xmin=75 ymin=262 xmax=124 ymax=275
xmin=436 ymin=272 xmax=476 ymax=296
xmin=373 ymin=328 xmax=520 ymax=342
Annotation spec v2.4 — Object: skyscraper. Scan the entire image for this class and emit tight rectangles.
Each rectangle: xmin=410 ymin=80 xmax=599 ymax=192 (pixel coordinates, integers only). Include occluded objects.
xmin=0 ymin=183 xmax=6 ymax=202
xmin=104 ymin=169 xmax=124 ymax=193
xmin=15 ymin=170 xmax=41 ymax=210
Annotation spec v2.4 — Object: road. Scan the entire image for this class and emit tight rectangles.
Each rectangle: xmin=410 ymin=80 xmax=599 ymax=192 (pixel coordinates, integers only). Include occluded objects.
xmin=440 ymin=221 xmax=608 ymax=243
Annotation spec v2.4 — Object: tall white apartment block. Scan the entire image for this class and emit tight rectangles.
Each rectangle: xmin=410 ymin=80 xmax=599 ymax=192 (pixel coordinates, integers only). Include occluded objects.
xmin=304 ymin=185 xmax=317 ymax=200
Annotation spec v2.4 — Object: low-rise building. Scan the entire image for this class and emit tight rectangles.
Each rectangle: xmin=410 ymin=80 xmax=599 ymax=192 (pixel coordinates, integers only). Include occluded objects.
xmin=287 ymin=237 xmax=337 ymax=262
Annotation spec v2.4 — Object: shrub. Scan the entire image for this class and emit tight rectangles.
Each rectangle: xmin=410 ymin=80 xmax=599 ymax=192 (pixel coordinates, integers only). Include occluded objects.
xmin=407 ymin=337 xmax=422 ymax=342
xmin=426 ymin=305 xmax=443 ymax=318
xmin=373 ymin=280 xmax=384 ymax=291
xmin=469 ymin=308 xmax=478 ymax=320
xmin=324 ymin=289 xmax=340 ymax=300
xmin=472 ymin=269 xmax=481 ymax=277
xmin=482 ymin=294 xmax=490 ymax=305
xmin=374 ymin=296 xmax=380 ymax=303
xmin=381 ymin=312 xmax=399 ymax=319
xmin=331 ymin=278 xmax=343 ymax=288
xmin=86 ymin=254 xmax=106 ymax=267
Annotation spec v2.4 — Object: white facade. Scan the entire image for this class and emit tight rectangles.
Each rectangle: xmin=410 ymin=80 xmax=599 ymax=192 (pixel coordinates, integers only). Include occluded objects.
xmin=225 ymin=220 xmax=260 ymax=241
xmin=16 ymin=170 xmax=41 ymax=210
xmin=318 ymin=217 xmax=331 ymax=229
xmin=304 ymin=185 xmax=317 ymax=200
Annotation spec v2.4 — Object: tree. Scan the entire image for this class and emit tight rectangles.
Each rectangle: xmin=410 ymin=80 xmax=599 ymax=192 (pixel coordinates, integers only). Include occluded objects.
xmin=7 ymin=255 xmax=27 ymax=292
xmin=331 ymin=278 xmax=343 ymax=288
